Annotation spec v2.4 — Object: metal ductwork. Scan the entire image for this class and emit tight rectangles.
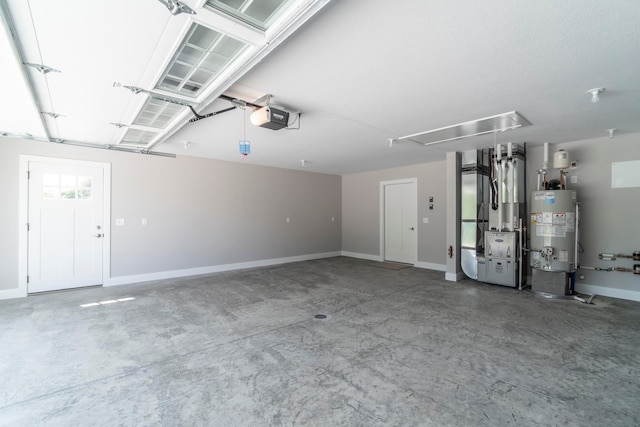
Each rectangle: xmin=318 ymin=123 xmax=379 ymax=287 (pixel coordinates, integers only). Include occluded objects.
xmin=460 ymin=143 xmax=527 ymax=289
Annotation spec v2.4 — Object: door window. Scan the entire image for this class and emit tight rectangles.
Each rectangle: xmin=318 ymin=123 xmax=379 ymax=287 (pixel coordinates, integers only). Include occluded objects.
xmin=43 ymin=173 xmax=93 ymax=200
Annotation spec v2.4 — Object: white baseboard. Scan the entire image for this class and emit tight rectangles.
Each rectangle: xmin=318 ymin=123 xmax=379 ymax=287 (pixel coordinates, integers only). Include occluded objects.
xmin=575 ymin=283 xmax=640 ymax=302
xmin=0 ymin=288 xmax=27 ymax=300
xmin=105 ymin=251 xmax=341 ymax=287
xmin=340 ymin=251 xmax=383 ymax=262
xmin=341 ymin=253 xmax=446 ymax=272
xmin=414 ymin=261 xmax=447 ymax=272
xmin=445 ymin=271 xmax=467 ymax=281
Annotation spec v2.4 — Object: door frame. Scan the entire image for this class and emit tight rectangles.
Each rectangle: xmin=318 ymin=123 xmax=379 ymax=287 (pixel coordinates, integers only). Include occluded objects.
xmin=18 ymin=155 xmax=111 ymax=297
xmin=379 ymin=178 xmax=418 ymax=264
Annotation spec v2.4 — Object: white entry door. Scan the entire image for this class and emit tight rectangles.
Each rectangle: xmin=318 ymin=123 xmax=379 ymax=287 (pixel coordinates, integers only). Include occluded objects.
xmin=384 ymin=181 xmax=417 ymax=264
xmin=27 ymin=161 xmax=105 ymax=293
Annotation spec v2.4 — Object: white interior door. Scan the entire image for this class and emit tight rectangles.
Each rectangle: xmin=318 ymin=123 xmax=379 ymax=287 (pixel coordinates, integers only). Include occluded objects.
xmin=384 ymin=182 xmax=417 ymax=264
xmin=28 ymin=161 xmax=105 ymax=293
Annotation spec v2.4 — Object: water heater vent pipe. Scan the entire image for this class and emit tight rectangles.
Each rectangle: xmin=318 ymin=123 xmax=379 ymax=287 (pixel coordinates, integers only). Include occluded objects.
xmin=543 ymin=142 xmax=549 ymax=170
xmin=542 ymin=142 xmax=549 ymax=190
xmin=575 ymin=202 xmax=580 ymax=271
xmin=496 ymin=143 xmax=503 ymax=231
xmin=508 ymin=142 xmax=514 ymax=231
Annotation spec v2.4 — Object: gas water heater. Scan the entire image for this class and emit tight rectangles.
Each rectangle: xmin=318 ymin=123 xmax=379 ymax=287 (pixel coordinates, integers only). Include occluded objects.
xmin=529 ymin=144 xmax=580 ymax=296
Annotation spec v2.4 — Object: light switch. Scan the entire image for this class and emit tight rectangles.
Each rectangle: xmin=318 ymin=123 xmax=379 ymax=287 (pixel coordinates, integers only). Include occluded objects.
xmin=331 ymin=216 xmax=335 ymax=222
xmin=423 ymin=217 xmax=429 ymax=224
xmin=571 ymin=175 xmax=578 ymax=184
xmin=115 ymin=218 xmax=125 ymax=226
xmin=286 ymin=217 xmax=291 ymax=223
xmin=141 ymin=218 xmax=148 ymax=226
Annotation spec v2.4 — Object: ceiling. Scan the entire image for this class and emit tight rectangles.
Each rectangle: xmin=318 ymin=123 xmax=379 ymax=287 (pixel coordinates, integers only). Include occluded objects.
xmin=2 ymin=0 xmax=639 ymax=175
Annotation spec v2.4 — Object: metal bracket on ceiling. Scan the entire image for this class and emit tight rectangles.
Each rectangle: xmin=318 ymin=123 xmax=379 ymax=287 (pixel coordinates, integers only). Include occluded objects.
xmin=156 ymin=0 xmax=196 ymax=16
xmin=24 ymin=63 xmax=60 ymax=74
xmin=253 ymin=94 xmax=272 ymax=107
xmin=41 ymin=112 xmax=64 ymax=119
xmin=123 ymin=85 xmax=145 ymax=95
xmin=109 ymin=123 xmax=128 ymax=128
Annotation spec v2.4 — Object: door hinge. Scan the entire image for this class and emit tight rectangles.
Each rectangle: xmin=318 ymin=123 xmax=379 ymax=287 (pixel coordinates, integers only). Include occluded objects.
xmin=27 ymin=170 xmax=30 ymax=180
xmin=26 ymin=275 xmax=29 ymax=283
xmin=26 ymin=222 xmax=30 ymax=231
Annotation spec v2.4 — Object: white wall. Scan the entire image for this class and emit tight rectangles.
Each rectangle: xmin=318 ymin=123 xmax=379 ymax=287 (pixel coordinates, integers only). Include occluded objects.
xmin=0 ymin=138 xmax=342 ymax=294
xmin=526 ymin=133 xmax=640 ymax=301
xmin=341 ymin=160 xmax=447 ymax=270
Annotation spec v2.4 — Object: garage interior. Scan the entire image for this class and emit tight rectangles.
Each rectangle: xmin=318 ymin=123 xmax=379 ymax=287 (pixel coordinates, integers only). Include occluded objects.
xmin=1 ymin=0 xmax=639 ymax=425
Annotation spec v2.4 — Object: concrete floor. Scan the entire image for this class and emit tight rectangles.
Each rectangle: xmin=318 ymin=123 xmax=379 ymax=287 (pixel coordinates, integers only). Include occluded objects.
xmin=1 ymin=257 xmax=639 ymax=426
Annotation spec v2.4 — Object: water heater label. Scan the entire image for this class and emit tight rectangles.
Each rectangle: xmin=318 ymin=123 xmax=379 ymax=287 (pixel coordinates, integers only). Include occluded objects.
xmin=534 ymin=212 xmax=543 ymax=224
xmin=542 ymin=212 xmax=553 ymax=224
xmin=559 ymin=250 xmax=569 ymax=262
xmin=553 ymin=213 xmax=566 ymax=226
xmin=534 ymin=191 xmax=545 ymax=200
xmin=545 ymin=192 xmax=555 ymax=204
xmin=536 ymin=224 xmax=567 ymax=238
xmin=565 ymin=212 xmax=575 ymax=231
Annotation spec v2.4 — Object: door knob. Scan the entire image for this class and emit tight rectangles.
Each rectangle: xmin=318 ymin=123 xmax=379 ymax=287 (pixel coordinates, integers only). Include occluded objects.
xmin=93 ymin=233 xmax=103 ymax=238
xmin=410 ymin=227 xmax=415 ymax=230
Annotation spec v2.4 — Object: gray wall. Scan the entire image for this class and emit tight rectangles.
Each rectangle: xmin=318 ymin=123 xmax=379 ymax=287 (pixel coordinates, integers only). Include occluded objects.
xmin=342 ymin=160 xmax=447 ymax=267
xmin=526 ymin=133 xmax=640 ymax=297
xmin=3 ymin=133 xmax=638 ymax=299
xmin=0 ymin=138 xmax=341 ymax=291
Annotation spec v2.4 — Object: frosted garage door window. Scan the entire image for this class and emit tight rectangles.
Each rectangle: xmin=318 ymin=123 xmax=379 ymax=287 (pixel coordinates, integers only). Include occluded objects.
xmin=43 ymin=174 xmax=92 ymax=200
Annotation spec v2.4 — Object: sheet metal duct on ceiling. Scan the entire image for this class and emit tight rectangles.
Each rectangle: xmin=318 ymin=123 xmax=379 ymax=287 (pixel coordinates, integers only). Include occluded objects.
xmin=398 ymin=111 xmax=531 ymax=146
